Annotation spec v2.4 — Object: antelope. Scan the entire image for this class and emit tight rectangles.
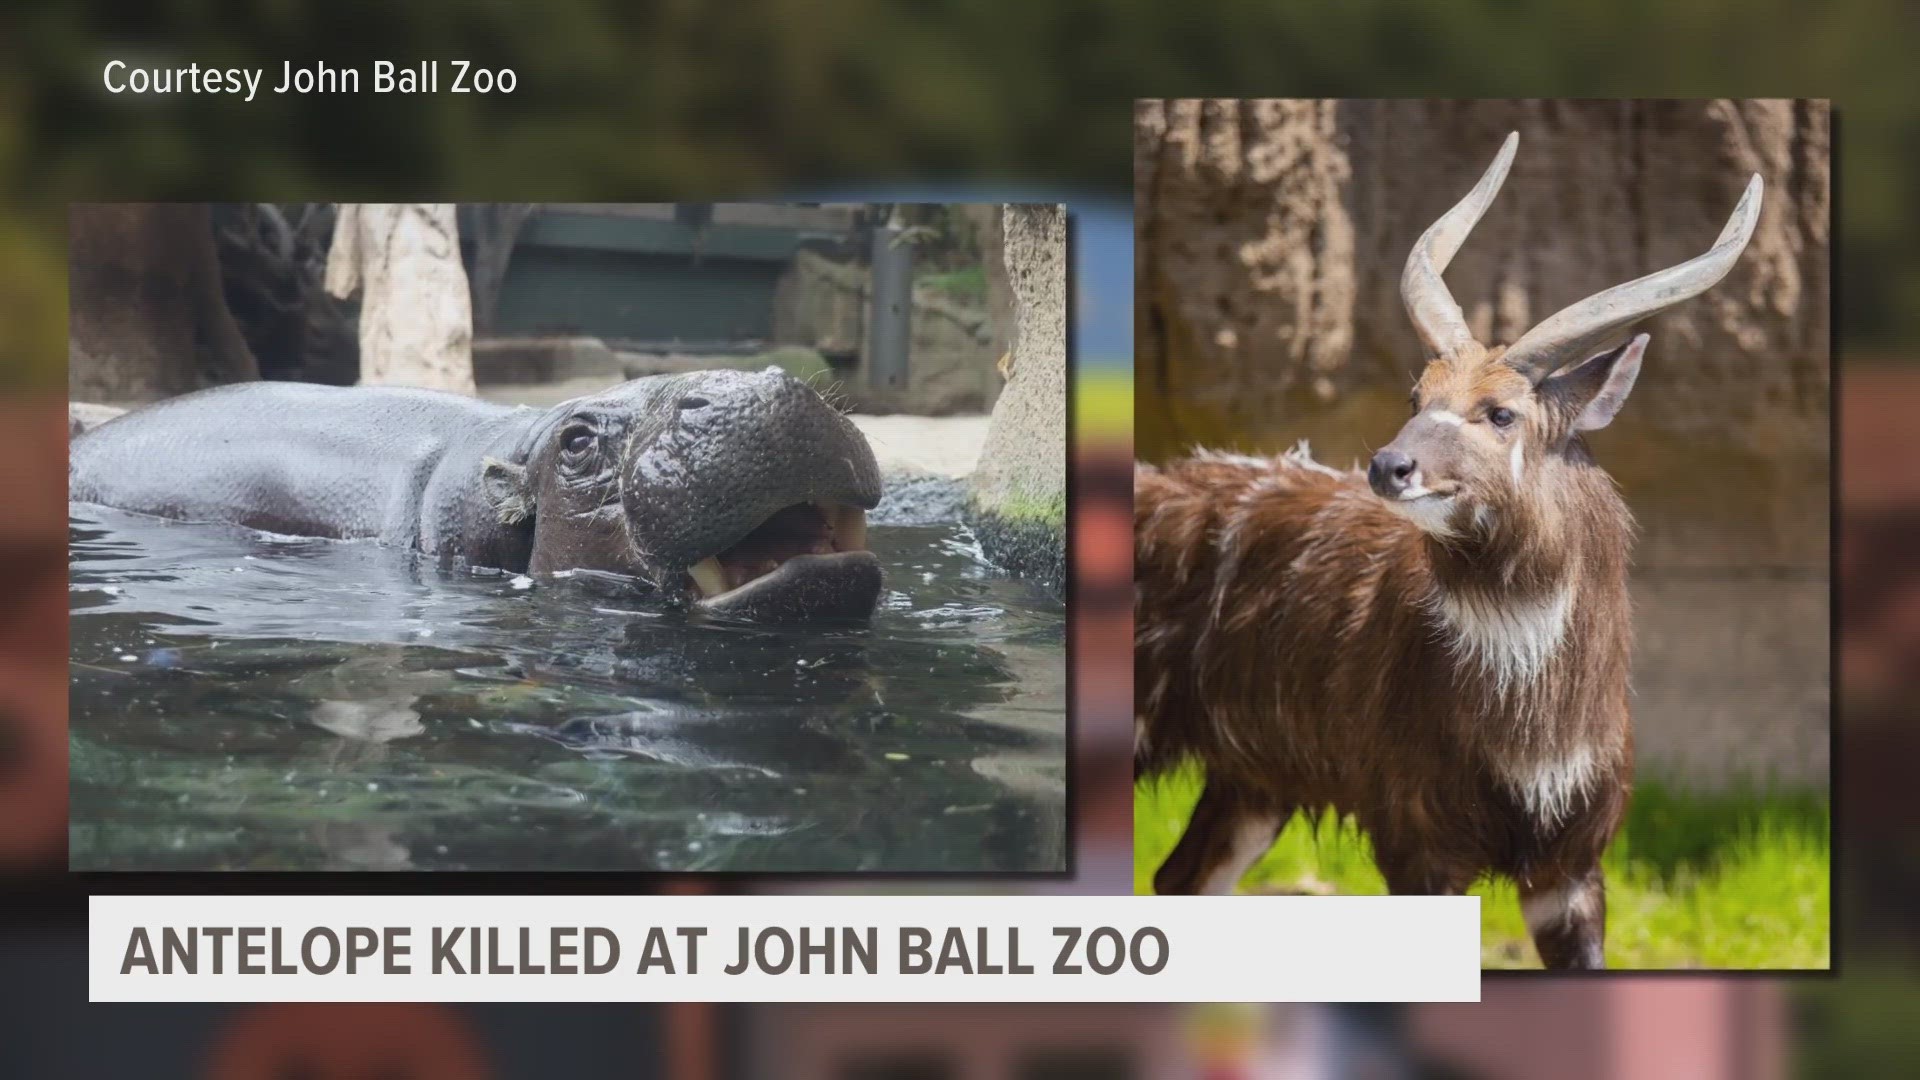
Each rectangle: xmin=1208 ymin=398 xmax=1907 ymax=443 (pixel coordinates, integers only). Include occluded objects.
xmin=1134 ymin=132 xmax=1762 ymax=969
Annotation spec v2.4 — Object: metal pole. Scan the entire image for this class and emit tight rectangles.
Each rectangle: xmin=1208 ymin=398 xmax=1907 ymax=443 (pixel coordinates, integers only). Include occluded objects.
xmin=868 ymin=207 xmax=912 ymax=391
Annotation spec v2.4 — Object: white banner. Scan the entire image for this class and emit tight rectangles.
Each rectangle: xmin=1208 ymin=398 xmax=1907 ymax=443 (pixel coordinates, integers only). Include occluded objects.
xmin=91 ymin=894 xmax=1480 ymax=1003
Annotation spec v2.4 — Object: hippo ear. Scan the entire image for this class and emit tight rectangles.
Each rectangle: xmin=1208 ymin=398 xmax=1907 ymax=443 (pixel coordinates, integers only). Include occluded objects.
xmin=481 ymin=456 xmax=534 ymax=525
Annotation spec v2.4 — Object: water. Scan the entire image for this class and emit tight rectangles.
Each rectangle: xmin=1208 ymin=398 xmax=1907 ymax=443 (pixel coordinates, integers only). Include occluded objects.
xmin=67 ymin=507 xmax=1066 ymax=872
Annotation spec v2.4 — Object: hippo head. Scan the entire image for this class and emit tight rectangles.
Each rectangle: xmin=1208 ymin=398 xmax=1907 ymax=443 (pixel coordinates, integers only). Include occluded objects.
xmin=481 ymin=367 xmax=883 ymax=622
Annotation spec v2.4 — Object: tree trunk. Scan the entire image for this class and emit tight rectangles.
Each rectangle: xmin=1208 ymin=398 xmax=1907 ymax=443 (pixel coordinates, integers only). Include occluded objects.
xmin=459 ymin=203 xmax=536 ymax=333
xmin=978 ymin=203 xmax=1013 ymax=405
xmin=68 ymin=203 xmax=260 ymax=403
xmin=967 ymin=204 xmax=1068 ymax=594
xmin=326 ymin=204 xmax=476 ymax=395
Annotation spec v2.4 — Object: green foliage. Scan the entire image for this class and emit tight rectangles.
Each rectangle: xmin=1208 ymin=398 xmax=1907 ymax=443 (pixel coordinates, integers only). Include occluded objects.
xmin=1135 ymin=767 xmax=1831 ymax=969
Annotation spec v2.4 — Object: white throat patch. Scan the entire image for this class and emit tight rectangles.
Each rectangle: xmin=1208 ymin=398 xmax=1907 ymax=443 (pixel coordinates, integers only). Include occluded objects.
xmin=1500 ymin=744 xmax=1599 ymax=828
xmin=1430 ymin=577 xmax=1575 ymax=696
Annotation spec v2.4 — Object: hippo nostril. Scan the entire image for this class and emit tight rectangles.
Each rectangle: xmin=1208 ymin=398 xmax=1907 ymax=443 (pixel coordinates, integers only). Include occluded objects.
xmin=678 ymin=396 xmax=710 ymax=411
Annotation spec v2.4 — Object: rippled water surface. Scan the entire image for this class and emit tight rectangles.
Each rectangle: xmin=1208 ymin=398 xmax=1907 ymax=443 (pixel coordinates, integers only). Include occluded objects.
xmin=68 ymin=507 xmax=1065 ymax=872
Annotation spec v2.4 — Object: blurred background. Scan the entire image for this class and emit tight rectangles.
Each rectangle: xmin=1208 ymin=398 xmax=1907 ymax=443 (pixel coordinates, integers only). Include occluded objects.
xmin=72 ymin=202 xmax=1019 ymax=413
xmin=1 ymin=0 xmax=1914 ymax=1075
xmin=1134 ymin=99 xmax=1830 ymax=969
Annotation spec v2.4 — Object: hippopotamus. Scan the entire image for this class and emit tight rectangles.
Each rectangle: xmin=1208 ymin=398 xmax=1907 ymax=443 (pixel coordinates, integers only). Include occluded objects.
xmin=68 ymin=367 xmax=884 ymax=622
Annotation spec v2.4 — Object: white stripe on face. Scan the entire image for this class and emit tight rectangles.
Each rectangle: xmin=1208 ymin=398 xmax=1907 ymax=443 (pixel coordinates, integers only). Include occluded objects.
xmin=1426 ymin=409 xmax=1465 ymax=427
xmin=1510 ymin=435 xmax=1525 ymax=485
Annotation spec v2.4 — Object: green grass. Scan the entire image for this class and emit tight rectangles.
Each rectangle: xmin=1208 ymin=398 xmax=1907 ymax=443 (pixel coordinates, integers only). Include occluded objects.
xmin=1135 ymin=769 xmax=1830 ymax=970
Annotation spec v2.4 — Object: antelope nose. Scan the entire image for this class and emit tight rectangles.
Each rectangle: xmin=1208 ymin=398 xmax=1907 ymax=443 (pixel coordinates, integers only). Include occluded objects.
xmin=1369 ymin=449 xmax=1416 ymax=497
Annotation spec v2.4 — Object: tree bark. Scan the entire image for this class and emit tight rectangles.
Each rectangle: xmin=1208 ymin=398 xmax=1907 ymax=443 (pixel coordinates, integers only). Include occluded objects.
xmin=979 ymin=204 xmax=1013 ymax=394
xmin=68 ymin=203 xmax=260 ymax=403
xmin=967 ymin=204 xmax=1068 ymax=593
xmin=326 ymin=204 xmax=476 ymax=395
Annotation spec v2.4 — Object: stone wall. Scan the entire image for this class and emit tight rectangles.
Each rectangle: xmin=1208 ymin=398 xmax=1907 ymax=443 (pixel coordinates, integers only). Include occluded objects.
xmin=772 ymin=249 xmax=1000 ymax=415
xmin=1136 ymin=99 xmax=1831 ymax=444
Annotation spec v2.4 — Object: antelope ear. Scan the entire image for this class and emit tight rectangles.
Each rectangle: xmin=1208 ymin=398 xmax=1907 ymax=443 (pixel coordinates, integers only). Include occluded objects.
xmin=1548 ymin=333 xmax=1648 ymax=433
xmin=481 ymin=456 xmax=534 ymax=525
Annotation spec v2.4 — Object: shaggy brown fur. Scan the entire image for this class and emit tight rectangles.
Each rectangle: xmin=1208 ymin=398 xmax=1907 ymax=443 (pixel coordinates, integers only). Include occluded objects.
xmin=1135 ymin=341 xmax=1641 ymax=970
xmin=1138 ymin=132 xmax=1761 ymax=969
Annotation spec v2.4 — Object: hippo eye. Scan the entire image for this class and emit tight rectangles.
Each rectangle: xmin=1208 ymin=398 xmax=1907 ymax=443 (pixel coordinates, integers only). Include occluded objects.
xmin=1488 ymin=407 xmax=1517 ymax=428
xmin=561 ymin=428 xmax=594 ymax=455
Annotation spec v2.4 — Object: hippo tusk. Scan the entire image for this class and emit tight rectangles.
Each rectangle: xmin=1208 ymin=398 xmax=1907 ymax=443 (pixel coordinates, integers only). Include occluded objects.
xmin=688 ymin=557 xmax=729 ymax=599
xmin=830 ymin=504 xmax=868 ymax=552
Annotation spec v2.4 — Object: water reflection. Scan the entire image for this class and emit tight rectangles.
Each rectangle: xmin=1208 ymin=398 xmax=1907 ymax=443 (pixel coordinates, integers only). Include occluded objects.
xmin=68 ymin=507 xmax=1065 ymax=872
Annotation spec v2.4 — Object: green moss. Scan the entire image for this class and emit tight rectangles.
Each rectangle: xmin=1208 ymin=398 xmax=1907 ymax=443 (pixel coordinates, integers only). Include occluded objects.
xmin=973 ymin=491 xmax=1066 ymax=530
xmin=966 ymin=495 xmax=1065 ymax=597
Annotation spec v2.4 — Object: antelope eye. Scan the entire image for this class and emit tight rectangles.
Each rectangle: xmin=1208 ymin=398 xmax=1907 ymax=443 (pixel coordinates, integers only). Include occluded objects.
xmin=1488 ymin=407 xmax=1516 ymax=428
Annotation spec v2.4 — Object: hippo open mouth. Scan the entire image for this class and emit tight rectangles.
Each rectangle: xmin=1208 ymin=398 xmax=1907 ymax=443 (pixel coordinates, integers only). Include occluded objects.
xmin=599 ymin=366 xmax=886 ymax=623
xmin=682 ymin=500 xmax=882 ymax=622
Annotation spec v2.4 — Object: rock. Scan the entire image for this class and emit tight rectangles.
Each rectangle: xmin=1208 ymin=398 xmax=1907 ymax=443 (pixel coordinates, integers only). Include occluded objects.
xmin=69 ymin=204 xmax=260 ymax=402
xmin=471 ymin=335 xmax=623 ymax=385
xmin=1135 ymin=99 xmax=1831 ymax=449
xmin=617 ymin=345 xmax=832 ymax=385
xmin=966 ymin=205 xmax=1067 ymax=595
xmin=772 ymin=249 xmax=999 ymax=415
xmin=871 ymin=468 xmax=968 ymax=527
xmin=69 ymin=402 xmax=126 ymax=439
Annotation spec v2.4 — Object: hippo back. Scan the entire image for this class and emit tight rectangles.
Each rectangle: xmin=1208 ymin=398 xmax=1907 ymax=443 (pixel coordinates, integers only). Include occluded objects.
xmin=70 ymin=382 xmax=535 ymax=563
